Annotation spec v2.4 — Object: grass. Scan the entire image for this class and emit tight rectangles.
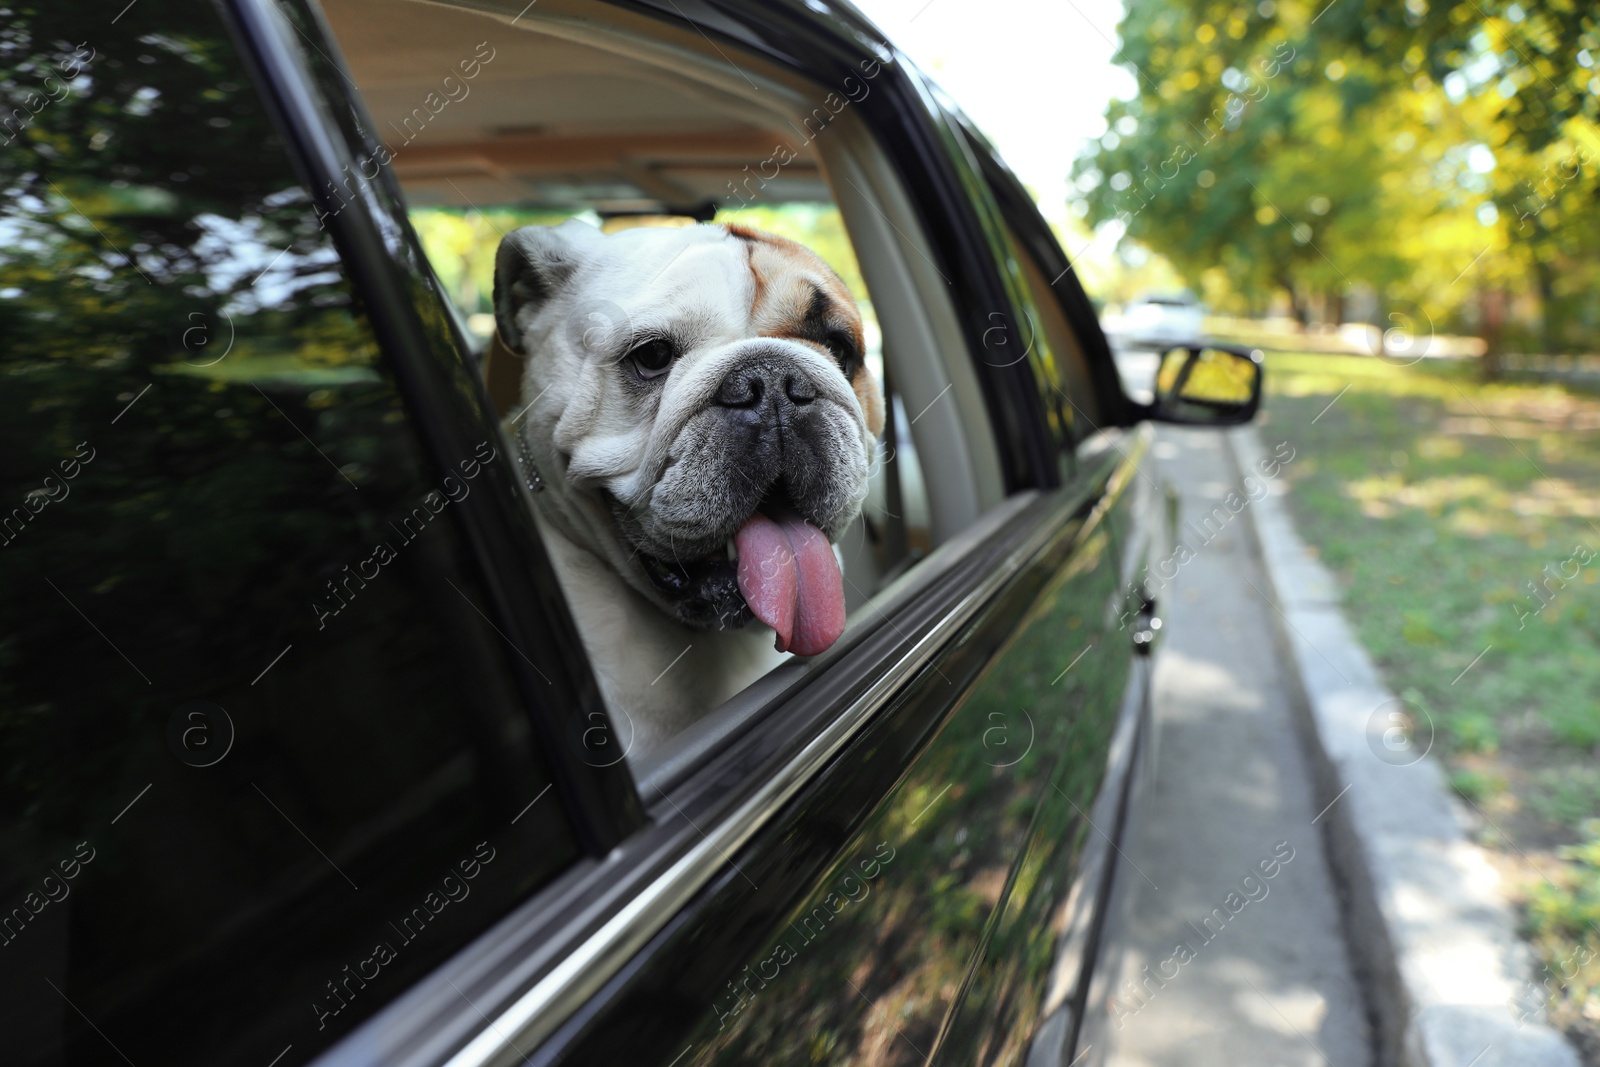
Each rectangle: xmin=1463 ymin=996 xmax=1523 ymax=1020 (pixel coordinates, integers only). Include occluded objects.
xmin=1259 ymin=352 xmax=1600 ymax=1052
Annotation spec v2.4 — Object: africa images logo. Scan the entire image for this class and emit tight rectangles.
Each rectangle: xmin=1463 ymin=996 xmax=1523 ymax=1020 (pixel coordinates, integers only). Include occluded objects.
xmin=312 ymin=442 xmax=497 ymax=629
xmin=712 ymin=840 xmax=896 ymax=1031
xmin=310 ymin=841 xmax=497 ymax=1031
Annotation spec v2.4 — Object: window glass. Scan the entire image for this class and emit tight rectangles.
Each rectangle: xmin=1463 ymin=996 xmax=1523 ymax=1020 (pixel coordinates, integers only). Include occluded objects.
xmin=409 ymin=198 xmax=933 ymax=578
xmin=934 ymin=115 xmax=1083 ymax=475
xmin=1004 ymin=220 xmax=1103 ymax=444
xmin=0 ymin=6 xmax=577 ymax=1066
xmin=318 ymin=0 xmax=935 ymax=765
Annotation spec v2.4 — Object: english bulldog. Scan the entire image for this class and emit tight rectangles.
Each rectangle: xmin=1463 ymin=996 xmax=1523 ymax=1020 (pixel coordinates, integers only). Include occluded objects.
xmin=491 ymin=219 xmax=884 ymax=764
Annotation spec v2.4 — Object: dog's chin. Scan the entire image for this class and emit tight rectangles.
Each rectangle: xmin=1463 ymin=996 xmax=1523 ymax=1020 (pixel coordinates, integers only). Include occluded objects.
xmin=634 ymin=548 xmax=754 ymax=632
xmin=596 ymin=475 xmax=859 ymax=653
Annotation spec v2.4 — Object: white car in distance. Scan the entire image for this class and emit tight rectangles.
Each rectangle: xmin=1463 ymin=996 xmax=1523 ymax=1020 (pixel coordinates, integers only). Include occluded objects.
xmin=1122 ymin=291 xmax=1206 ymax=349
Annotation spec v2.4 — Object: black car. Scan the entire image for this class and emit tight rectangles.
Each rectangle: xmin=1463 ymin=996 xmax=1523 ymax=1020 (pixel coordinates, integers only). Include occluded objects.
xmin=0 ymin=2 xmax=1259 ymax=1065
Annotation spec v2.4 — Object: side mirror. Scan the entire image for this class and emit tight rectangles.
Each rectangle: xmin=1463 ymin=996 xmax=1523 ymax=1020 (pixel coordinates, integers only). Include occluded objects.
xmin=1146 ymin=344 xmax=1263 ymax=426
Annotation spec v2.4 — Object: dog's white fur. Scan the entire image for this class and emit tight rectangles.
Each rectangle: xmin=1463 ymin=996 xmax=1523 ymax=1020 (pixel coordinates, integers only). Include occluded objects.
xmin=530 ymin=508 xmax=786 ymax=759
xmin=494 ymin=220 xmax=881 ymax=764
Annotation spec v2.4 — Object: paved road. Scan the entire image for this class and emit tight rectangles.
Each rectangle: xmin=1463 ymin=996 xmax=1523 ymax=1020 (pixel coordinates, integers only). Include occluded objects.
xmin=1078 ymin=425 xmax=1372 ymax=1067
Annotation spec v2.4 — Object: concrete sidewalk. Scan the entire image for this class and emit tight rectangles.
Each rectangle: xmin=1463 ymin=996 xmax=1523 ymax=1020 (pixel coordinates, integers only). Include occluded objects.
xmin=1079 ymin=425 xmax=1372 ymax=1066
xmin=1233 ymin=426 xmax=1582 ymax=1067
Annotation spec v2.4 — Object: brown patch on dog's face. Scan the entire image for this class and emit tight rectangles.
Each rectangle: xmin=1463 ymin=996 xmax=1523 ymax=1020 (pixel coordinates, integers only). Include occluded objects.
xmin=725 ymin=224 xmax=885 ymax=439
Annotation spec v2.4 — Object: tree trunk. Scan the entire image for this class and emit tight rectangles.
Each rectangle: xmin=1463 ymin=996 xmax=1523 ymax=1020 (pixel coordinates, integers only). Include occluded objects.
xmin=1279 ymin=275 xmax=1306 ymax=329
xmin=1480 ymin=287 xmax=1506 ymax=381
xmin=1373 ymin=285 xmax=1389 ymax=357
xmin=1328 ymin=290 xmax=1345 ymax=328
xmin=1533 ymin=256 xmax=1556 ymax=355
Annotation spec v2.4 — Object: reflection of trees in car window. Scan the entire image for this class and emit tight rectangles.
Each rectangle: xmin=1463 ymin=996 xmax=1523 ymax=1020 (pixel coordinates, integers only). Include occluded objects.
xmin=688 ymin=523 xmax=1130 ymax=1064
xmin=1181 ymin=350 xmax=1254 ymax=402
xmin=1 ymin=5 xmax=574 ymax=1065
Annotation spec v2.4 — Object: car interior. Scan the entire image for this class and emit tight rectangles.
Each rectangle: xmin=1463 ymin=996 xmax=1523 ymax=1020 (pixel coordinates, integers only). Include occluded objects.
xmin=316 ymin=0 xmax=1022 ymax=779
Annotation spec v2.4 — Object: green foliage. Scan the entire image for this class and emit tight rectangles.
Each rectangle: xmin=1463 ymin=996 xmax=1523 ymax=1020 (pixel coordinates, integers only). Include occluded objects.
xmin=1448 ymin=713 xmax=1501 ymax=755
xmin=411 ymin=207 xmax=575 ymax=318
xmin=1073 ymin=0 xmax=1600 ymax=351
xmin=1267 ymin=352 xmax=1600 ymax=1043
xmin=1524 ymin=821 xmax=1600 ymax=1043
xmin=1265 ymin=353 xmax=1600 ymax=764
xmin=1552 ymin=703 xmax=1600 ymax=749
xmin=1529 ymin=821 xmax=1600 ymax=941
xmin=1531 ymin=770 xmax=1600 ymax=830
xmin=1449 ymin=768 xmax=1504 ymax=803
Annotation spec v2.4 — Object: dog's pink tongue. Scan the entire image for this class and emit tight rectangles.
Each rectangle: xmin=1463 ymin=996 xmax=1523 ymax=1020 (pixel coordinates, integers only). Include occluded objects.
xmin=734 ymin=512 xmax=846 ymax=656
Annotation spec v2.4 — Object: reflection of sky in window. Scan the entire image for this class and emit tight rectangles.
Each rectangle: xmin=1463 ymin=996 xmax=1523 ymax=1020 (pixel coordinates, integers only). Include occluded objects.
xmin=2 ymin=184 xmax=339 ymax=313
xmin=0 ymin=218 xmax=36 ymax=262
xmin=190 ymin=209 xmax=341 ymax=314
xmin=123 ymin=85 xmax=161 ymax=117
xmin=0 ymin=211 xmax=120 ymax=288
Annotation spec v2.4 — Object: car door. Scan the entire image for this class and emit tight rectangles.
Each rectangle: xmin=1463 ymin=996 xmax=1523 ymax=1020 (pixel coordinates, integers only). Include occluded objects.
xmin=0 ymin=5 xmax=617 ymax=1066
xmin=559 ymin=470 xmax=1146 ymax=1067
xmin=220 ymin=2 xmax=1159 ymax=1066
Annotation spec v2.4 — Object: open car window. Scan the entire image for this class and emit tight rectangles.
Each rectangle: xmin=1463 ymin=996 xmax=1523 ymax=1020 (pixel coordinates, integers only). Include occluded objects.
xmin=315 ymin=0 xmax=1007 ymax=777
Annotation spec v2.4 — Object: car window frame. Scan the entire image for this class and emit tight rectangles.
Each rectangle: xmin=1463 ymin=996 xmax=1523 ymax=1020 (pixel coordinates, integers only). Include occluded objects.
xmin=0 ymin=2 xmax=606 ymax=1060
xmin=226 ymin=2 xmax=1108 ymax=1064
xmin=225 ymin=0 xmax=646 ymax=860
xmin=957 ymin=114 xmax=1142 ymax=433
xmin=267 ymin=0 xmax=1076 ymax=801
xmin=289 ymin=0 xmax=1008 ymax=790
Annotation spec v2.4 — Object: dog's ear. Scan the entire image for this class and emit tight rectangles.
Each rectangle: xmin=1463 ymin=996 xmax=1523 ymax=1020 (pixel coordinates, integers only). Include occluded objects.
xmin=493 ymin=221 xmax=598 ymax=354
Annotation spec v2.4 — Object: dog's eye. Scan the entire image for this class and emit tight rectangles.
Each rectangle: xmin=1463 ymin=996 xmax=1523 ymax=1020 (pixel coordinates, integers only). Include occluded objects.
xmin=627 ymin=338 xmax=677 ymax=380
xmin=824 ymin=331 xmax=860 ymax=377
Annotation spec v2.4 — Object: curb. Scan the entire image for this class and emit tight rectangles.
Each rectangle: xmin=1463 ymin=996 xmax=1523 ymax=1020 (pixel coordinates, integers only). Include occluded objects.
xmin=1229 ymin=425 xmax=1582 ymax=1067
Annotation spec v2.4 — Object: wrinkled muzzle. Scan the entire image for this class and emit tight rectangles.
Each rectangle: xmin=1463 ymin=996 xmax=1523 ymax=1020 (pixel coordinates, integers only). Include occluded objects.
xmin=613 ymin=341 xmax=871 ymax=653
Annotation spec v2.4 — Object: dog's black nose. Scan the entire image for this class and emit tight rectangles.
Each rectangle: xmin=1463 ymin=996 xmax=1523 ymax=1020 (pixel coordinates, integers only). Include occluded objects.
xmin=715 ymin=368 xmax=765 ymax=409
xmin=713 ymin=362 xmax=819 ymax=419
xmin=784 ymin=373 xmax=816 ymax=405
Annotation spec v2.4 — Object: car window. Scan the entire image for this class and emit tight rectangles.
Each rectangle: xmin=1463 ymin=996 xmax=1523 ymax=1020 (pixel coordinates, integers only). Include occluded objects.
xmin=0 ymin=7 xmax=578 ymax=1066
xmin=1003 ymin=219 xmax=1103 ymax=448
xmin=937 ymin=109 xmax=1140 ymax=477
xmin=314 ymin=0 xmax=998 ymax=770
xmin=412 ymin=200 xmax=933 ymax=579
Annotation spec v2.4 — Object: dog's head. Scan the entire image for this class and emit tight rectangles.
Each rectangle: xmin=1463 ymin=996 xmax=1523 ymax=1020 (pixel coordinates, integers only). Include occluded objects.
xmin=494 ymin=219 xmax=884 ymax=656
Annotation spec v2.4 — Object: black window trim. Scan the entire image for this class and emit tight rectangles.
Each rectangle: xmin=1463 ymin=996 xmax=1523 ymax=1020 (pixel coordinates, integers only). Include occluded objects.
xmin=223 ymin=0 xmax=645 ymax=855
xmin=958 ymin=114 xmax=1143 ymax=430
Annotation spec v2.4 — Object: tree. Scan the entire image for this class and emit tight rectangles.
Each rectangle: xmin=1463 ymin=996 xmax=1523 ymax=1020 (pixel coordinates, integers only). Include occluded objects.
xmin=1072 ymin=0 xmax=1599 ymax=363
